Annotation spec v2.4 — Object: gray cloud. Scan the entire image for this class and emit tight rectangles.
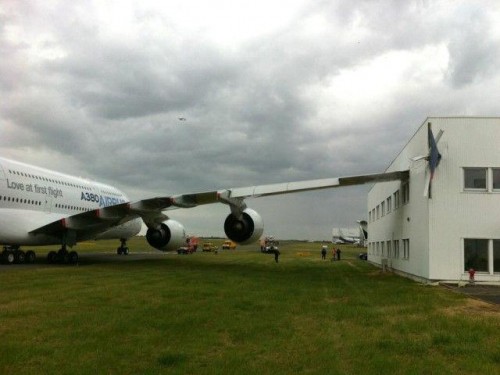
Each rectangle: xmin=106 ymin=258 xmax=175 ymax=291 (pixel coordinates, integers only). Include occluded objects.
xmin=2 ymin=0 xmax=500 ymax=239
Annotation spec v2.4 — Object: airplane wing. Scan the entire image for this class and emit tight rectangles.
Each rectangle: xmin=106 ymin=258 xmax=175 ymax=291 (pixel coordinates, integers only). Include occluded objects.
xmin=124 ymin=170 xmax=409 ymax=220
xmin=130 ymin=170 xmax=409 ymax=214
xmin=30 ymin=170 xmax=408 ymax=237
xmin=220 ymin=170 xmax=409 ymax=200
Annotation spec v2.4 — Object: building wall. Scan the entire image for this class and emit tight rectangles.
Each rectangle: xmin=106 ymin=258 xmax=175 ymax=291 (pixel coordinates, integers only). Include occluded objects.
xmin=427 ymin=118 xmax=500 ymax=282
xmin=368 ymin=117 xmax=500 ymax=282
xmin=368 ymin=121 xmax=430 ymax=278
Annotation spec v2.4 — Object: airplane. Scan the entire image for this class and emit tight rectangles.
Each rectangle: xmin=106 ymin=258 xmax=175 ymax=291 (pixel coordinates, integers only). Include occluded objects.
xmin=333 ymin=229 xmax=360 ymax=245
xmin=0 ymin=155 xmax=410 ymax=265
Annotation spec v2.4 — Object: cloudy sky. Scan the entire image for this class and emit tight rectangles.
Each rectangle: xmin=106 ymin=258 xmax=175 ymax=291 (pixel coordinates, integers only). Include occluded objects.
xmin=2 ymin=0 xmax=500 ymax=240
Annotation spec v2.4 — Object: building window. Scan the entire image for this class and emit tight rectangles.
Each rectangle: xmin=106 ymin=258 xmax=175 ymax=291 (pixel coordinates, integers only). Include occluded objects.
xmin=386 ymin=240 xmax=392 ymax=258
xmin=464 ymin=239 xmax=488 ymax=272
xmin=393 ymin=240 xmax=399 ymax=259
xmin=376 ymin=205 xmax=380 ymax=219
xmin=493 ymin=169 xmax=500 ymax=191
xmin=402 ymin=183 xmax=410 ymax=204
xmin=493 ymin=240 xmax=500 ymax=273
xmin=386 ymin=197 xmax=392 ymax=214
xmin=394 ymin=191 xmax=400 ymax=209
xmin=403 ymin=239 xmax=410 ymax=259
xmin=464 ymin=168 xmax=487 ymax=190
xmin=381 ymin=201 xmax=385 ymax=216
xmin=381 ymin=241 xmax=385 ymax=257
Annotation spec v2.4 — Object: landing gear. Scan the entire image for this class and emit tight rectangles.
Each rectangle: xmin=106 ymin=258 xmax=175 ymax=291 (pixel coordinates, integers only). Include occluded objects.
xmin=1 ymin=247 xmax=36 ymax=265
xmin=1 ymin=248 xmax=15 ymax=264
xmin=25 ymin=250 xmax=36 ymax=264
xmin=14 ymin=250 xmax=25 ymax=264
xmin=47 ymin=245 xmax=79 ymax=265
xmin=117 ymin=238 xmax=129 ymax=255
xmin=0 ymin=245 xmax=76 ymax=265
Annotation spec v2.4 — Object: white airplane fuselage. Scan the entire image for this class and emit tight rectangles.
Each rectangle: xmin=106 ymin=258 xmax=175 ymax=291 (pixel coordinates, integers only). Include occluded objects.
xmin=0 ymin=157 xmax=142 ymax=247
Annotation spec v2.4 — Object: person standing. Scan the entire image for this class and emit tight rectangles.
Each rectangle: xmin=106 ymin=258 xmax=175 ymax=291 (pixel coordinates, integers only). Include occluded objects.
xmin=321 ymin=246 xmax=327 ymax=260
xmin=274 ymin=249 xmax=280 ymax=263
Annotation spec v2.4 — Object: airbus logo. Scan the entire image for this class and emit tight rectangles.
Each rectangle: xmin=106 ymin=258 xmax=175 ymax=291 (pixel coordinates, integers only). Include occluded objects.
xmin=80 ymin=192 xmax=125 ymax=207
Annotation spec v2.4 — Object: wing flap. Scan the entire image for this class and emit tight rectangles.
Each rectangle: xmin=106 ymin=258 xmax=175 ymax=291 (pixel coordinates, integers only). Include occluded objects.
xmin=30 ymin=202 xmax=137 ymax=236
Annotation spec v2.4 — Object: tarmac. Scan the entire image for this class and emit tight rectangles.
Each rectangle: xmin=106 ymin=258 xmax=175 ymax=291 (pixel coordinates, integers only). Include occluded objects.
xmin=441 ymin=283 xmax=500 ymax=305
xmin=0 ymin=251 xmax=173 ymax=271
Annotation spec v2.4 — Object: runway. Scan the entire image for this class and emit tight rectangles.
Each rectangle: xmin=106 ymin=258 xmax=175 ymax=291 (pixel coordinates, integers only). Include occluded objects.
xmin=0 ymin=251 xmax=178 ymax=271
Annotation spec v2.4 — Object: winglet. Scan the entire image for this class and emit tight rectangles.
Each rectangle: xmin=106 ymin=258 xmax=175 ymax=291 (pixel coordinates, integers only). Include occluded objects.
xmin=428 ymin=122 xmax=441 ymax=180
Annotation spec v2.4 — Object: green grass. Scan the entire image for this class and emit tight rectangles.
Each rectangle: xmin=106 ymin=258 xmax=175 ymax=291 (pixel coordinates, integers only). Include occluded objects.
xmin=0 ymin=239 xmax=498 ymax=374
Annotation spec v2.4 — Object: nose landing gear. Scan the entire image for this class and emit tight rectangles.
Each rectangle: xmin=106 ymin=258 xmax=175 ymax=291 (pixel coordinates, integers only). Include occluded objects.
xmin=116 ymin=238 xmax=129 ymax=255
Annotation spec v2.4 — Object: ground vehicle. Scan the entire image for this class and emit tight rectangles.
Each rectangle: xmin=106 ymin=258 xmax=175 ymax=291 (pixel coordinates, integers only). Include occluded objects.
xmin=260 ymin=236 xmax=279 ymax=253
xmin=222 ymin=240 xmax=237 ymax=250
xmin=177 ymin=236 xmax=199 ymax=254
xmin=177 ymin=247 xmax=192 ymax=254
xmin=187 ymin=236 xmax=199 ymax=251
xmin=202 ymin=242 xmax=218 ymax=252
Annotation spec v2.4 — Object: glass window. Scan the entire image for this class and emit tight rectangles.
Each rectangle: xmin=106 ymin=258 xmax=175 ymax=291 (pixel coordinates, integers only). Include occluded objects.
xmin=403 ymin=239 xmax=410 ymax=259
xmin=381 ymin=201 xmax=385 ymax=216
xmin=464 ymin=239 xmax=488 ymax=272
xmin=464 ymin=168 xmax=487 ymax=190
xmin=394 ymin=191 xmax=400 ymax=209
xmin=402 ymin=183 xmax=410 ymax=204
xmin=493 ymin=169 xmax=500 ymax=190
xmin=493 ymin=240 xmax=500 ymax=273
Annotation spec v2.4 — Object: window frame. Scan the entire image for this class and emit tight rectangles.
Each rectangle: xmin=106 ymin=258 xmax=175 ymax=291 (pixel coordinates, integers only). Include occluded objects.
xmin=463 ymin=167 xmax=487 ymax=191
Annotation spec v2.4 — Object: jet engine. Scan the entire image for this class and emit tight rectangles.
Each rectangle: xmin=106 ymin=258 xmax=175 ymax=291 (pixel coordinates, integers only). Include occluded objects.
xmin=146 ymin=219 xmax=186 ymax=251
xmin=224 ymin=208 xmax=264 ymax=245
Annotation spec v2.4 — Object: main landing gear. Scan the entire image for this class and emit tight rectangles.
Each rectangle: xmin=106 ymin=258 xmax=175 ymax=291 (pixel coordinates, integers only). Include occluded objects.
xmin=1 ymin=246 xmax=36 ymax=265
xmin=116 ymin=238 xmax=129 ymax=255
xmin=47 ymin=245 xmax=79 ymax=265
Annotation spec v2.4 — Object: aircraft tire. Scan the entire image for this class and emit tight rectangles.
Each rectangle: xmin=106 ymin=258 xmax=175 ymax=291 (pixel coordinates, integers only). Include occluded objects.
xmin=2 ymin=250 xmax=15 ymax=265
xmin=47 ymin=251 xmax=58 ymax=264
xmin=25 ymin=250 xmax=36 ymax=264
xmin=123 ymin=247 xmax=129 ymax=255
xmin=58 ymin=249 xmax=69 ymax=264
xmin=14 ymin=250 xmax=26 ymax=264
xmin=117 ymin=247 xmax=123 ymax=255
xmin=68 ymin=251 xmax=78 ymax=264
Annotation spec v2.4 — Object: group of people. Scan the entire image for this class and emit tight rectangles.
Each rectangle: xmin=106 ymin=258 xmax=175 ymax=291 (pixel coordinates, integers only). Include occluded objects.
xmin=321 ymin=245 xmax=341 ymax=261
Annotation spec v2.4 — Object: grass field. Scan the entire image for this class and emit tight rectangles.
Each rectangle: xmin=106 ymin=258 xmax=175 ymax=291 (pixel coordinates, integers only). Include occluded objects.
xmin=0 ymin=238 xmax=498 ymax=374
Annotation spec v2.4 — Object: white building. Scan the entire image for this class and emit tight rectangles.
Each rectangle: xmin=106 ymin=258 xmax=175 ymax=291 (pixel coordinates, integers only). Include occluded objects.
xmin=367 ymin=117 xmax=500 ymax=283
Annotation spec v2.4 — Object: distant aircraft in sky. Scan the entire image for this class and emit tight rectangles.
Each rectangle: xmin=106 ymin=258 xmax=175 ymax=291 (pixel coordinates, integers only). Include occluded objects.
xmin=0 ymin=156 xmax=409 ymax=265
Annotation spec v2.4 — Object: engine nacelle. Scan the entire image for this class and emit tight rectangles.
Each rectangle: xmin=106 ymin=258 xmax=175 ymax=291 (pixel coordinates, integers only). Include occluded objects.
xmin=224 ymin=208 xmax=264 ymax=245
xmin=146 ymin=219 xmax=186 ymax=251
